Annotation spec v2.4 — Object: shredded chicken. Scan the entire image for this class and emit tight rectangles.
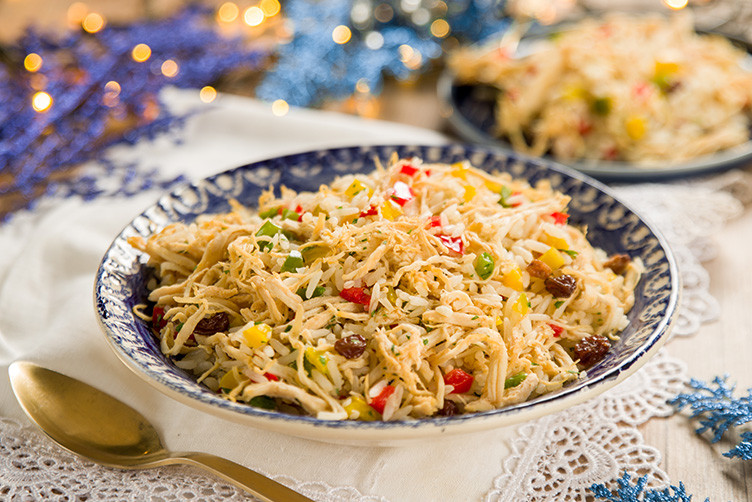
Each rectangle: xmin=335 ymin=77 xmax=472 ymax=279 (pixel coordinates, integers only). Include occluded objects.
xmin=130 ymin=156 xmax=642 ymax=421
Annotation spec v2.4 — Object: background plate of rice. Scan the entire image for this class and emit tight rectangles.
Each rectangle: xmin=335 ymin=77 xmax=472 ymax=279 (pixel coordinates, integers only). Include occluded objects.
xmin=95 ymin=144 xmax=679 ymax=445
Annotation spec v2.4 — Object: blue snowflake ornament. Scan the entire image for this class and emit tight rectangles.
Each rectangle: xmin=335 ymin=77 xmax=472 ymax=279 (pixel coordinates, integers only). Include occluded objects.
xmin=589 ymin=472 xmax=708 ymax=502
xmin=669 ymin=376 xmax=752 ymax=457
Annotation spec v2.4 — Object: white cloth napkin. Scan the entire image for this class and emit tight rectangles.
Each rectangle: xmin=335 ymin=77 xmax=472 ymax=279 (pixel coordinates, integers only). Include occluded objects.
xmin=0 ymin=89 xmax=527 ymax=501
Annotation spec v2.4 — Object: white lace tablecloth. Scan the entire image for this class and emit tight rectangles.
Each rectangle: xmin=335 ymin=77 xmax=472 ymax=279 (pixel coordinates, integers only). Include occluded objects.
xmin=0 ymin=89 xmax=745 ymax=501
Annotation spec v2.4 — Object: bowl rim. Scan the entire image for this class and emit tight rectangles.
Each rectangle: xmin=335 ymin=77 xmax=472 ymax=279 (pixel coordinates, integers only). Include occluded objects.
xmin=94 ymin=143 xmax=680 ymax=443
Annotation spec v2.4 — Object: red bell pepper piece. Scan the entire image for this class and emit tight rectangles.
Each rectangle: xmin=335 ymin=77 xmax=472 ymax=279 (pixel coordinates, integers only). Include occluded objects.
xmin=549 ymin=323 xmax=564 ymax=338
xmin=340 ymin=287 xmax=371 ymax=306
xmin=399 ymin=164 xmax=419 ymax=176
xmin=369 ymin=384 xmax=396 ymax=414
xmin=389 ymin=181 xmax=414 ymax=206
xmin=264 ymin=372 xmax=279 ymax=381
xmin=152 ymin=306 xmax=167 ymax=331
xmin=444 ymin=368 xmax=474 ymax=394
xmin=439 ymin=234 xmax=464 ymax=254
xmin=360 ymin=205 xmax=378 ymax=217
xmin=428 ymin=215 xmax=442 ymax=228
xmin=550 ymin=212 xmax=569 ymax=225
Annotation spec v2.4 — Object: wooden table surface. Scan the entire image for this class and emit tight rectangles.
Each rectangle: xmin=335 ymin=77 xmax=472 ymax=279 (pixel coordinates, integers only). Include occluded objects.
xmin=3 ymin=2 xmax=752 ymax=500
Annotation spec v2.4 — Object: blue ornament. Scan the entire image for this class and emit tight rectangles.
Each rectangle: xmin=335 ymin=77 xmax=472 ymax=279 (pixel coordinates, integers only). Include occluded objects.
xmin=1 ymin=5 xmax=266 ymax=220
xmin=669 ymin=376 xmax=752 ymax=460
xmin=589 ymin=472 xmax=708 ymax=502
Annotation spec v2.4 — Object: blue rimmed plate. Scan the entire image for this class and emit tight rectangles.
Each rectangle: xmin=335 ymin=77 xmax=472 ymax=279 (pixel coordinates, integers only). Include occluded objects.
xmin=438 ymin=27 xmax=752 ymax=182
xmin=94 ymin=144 xmax=679 ymax=445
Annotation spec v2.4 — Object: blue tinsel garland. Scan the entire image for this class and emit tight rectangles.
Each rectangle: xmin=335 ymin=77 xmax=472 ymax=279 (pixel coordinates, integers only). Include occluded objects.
xmin=257 ymin=0 xmax=511 ymax=106
xmin=0 ymin=5 xmax=265 ymax=217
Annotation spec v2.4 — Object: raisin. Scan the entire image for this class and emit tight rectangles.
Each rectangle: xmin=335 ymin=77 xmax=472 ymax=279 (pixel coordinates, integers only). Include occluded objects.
xmin=193 ymin=312 xmax=230 ymax=336
xmin=527 ymin=259 xmax=552 ymax=279
xmin=574 ymin=335 xmax=611 ymax=367
xmin=437 ymin=400 xmax=459 ymax=417
xmin=604 ymin=254 xmax=631 ymax=275
xmin=334 ymin=334 xmax=367 ymax=359
xmin=545 ymin=274 xmax=577 ymax=297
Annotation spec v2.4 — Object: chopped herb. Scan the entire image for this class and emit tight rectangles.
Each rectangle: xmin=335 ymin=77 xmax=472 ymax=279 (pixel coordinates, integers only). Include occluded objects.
xmin=471 ymin=315 xmax=479 ymax=320
xmin=423 ymin=339 xmax=429 ymax=345
xmin=249 ymin=395 xmax=276 ymax=410
xmin=296 ymin=285 xmax=326 ymax=300
xmin=498 ymin=185 xmax=513 ymax=208
xmin=560 ymin=249 xmax=579 ymax=258
xmin=284 ymin=325 xmax=293 ymax=332
xmin=175 ymin=322 xmax=184 ymax=332
xmin=554 ymin=300 xmax=565 ymax=308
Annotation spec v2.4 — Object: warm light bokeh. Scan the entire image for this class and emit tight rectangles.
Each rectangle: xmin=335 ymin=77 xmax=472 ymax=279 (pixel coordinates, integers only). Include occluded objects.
xmin=332 ymin=25 xmax=352 ymax=44
xmin=271 ymin=99 xmax=289 ymax=116
xmin=24 ymin=53 xmax=43 ymax=72
xmin=243 ymin=6 xmax=264 ymax=27
xmin=161 ymin=59 xmax=179 ymax=78
xmin=217 ymin=2 xmax=239 ymax=23
xmin=82 ymin=12 xmax=105 ymax=33
xmin=200 ymin=86 xmax=217 ymax=103
xmin=32 ymin=91 xmax=53 ymax=112
xmin=131 ymin=43 xmax=152 ymax=62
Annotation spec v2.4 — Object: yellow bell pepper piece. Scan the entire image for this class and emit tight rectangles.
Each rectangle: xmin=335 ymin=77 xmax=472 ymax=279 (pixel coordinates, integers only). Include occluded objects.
xmin=380 ymin=200 xmax=402 ymax=221
xmin=625 ymin=115 xmax=647 ymax=140
xmin=484 ymin=179 xmax=502 ymax=192
xmin=502 ymin=268 xmax=524 ymax=291
xmin=305 ymin=347 xmax=329 ymax=375
xmin=654 ymin=61 xmax=680 ymax=75
xmin=542 ymin=232 xmax=569 ymax=250
xmin=539 ymin=247 xmax=566 ymax=270
xmin=512 ymin=293 xmax=530 ymax=316
xmin=345 ymin=179 xmax=373 ymax=198
xmin=450 ymin=162 xmax=468 ymax=180
xmin=344 ymin=395 xmax=379 ymax=421
xmin=219 ymin=367 xmax=244 ymax=391
xmin=243 ymin=323 xmax=272 ymax=349
xmin=463 ymin=185 xmax=477 ymax=203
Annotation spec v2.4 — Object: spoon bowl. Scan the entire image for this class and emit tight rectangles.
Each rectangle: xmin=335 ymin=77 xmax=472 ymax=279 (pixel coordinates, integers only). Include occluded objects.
xmin=9 ymin=361 xmax=312 ymax=502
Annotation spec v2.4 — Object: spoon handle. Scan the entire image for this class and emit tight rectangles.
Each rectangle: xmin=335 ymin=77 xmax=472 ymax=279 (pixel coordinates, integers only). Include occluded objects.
xmin=176 ymin=452 xmax=314 ymax=502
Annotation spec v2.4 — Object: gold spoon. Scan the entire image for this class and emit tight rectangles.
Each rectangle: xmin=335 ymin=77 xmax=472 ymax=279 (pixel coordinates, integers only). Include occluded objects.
xmin=9 ymin=361 xmax=314 ymax=502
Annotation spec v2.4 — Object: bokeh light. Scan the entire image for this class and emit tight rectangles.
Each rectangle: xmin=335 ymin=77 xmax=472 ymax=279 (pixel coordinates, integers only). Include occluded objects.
xmin=430 ymin=19 xmax=450 ymax=38
xmin=131 ymin=43 xmax=152 ymax=62
xmin=200 ymin=86 xmax=217 ymax=103
xmin=67 ymin=2 xmax=88 ymax=25
xmin=272 ymin=99 xmax=289 ymax=116
xmin=32 ymin=91 xmax=53 ymax=112
xmin=664 ymin=0 xmax=688 ymax=9
xmin=260 ymin=0 xmax=281 ymax=17
xmin=82 ymin=12 xmax=105 ymax=33
xmin=24 ymin=53 xmax=43 ymax=72
xmin=161 ymin=59 xmax=179 ymax=78
xmin=217 ymin=2 xmax=239 ymax=23
xmin=332 ymin=25 xmax=352 ymax=44
xmin=243 ymin=6 xmax=265 ymax=27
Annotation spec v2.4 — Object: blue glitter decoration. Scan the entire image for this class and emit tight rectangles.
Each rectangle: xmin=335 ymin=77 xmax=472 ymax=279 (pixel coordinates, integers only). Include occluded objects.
xmin=725 ymin=431 xmax=752 ymax=460
xmin=1 ymin=5 xmax=265 ymax=220
xmin=589 ymin=472 xmax=708 ymax=502
xmin=669 ymin=376 xmax=752 ymax=460
xmin=257 ymin=0 xmax=511 ymax=106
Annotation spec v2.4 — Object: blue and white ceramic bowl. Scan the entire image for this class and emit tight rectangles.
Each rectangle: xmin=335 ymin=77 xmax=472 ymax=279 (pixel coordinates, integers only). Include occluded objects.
xmin=95 ymin=144 xmax=679 ymax=445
